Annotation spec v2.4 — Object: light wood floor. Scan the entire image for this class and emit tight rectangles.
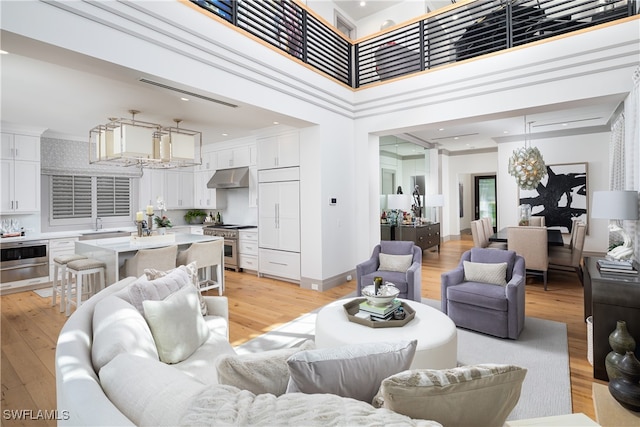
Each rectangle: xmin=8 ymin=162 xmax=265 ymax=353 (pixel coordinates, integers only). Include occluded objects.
xmin=1 ymin=236 xmax=604 ymax=426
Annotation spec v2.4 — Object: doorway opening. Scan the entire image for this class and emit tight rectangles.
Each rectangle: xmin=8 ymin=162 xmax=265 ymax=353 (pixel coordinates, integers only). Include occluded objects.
xmin=474 ymin=175 xmax=498 ymax=231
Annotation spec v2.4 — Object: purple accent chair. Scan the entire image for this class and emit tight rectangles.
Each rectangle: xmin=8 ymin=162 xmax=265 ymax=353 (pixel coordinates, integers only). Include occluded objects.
xmin=441 ymin=248 xmax=526 ymax=339
xmin=356 ymin=241 xmax=422 ymax=302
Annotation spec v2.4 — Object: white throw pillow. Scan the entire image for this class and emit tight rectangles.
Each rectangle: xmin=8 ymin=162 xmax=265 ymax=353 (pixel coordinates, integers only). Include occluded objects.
xmin=100 ymin=353 xmax=208 ymax=427
xmin=142 ymin=285 xmax=210 ymax=364
xmin=91 ymin=295 xmax=159 ymax=373
xmin=128 ymin=267 xmax=191 ymax=315
xmin=463 ymin=261 xmax=508 ymax=286
xmin=145 ymin=262 xmax=208 ymax=316
xmin=216 ymin=340 xmax=315 ymax=396
xmin=378 ymin=253 xmax=413 ymax=272
xmin=285 ymin=340 xmax=417 ymax=404
xmin=374 ymin=364 xmax=527 ymax=427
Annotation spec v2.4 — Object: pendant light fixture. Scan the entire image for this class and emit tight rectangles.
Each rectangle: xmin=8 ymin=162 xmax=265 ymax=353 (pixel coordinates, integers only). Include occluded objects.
xmin=89 ymin=110 xmax=202 ymax=168
xmin=508 ymin=117 xmax=547 ymax=190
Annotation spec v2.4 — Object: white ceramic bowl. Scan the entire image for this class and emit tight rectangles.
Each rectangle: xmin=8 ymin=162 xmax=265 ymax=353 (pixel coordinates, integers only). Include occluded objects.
xmin=361 ymin=283 xmax=400 ymax=306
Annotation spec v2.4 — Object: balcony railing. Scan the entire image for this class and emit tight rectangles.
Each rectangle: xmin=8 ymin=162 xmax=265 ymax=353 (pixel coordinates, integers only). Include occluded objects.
xmin=191 ymin=0 xmax=637 ymax=88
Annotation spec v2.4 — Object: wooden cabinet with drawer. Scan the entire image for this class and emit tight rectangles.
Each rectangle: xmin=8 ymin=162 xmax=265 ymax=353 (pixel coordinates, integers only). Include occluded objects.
xmin=397 ymin=223 xmax=441 ymax=252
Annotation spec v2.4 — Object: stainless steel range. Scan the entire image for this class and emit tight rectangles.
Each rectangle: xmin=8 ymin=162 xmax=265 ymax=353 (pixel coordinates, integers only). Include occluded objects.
xmin=203 ymin=225 xmax=256 ymax=272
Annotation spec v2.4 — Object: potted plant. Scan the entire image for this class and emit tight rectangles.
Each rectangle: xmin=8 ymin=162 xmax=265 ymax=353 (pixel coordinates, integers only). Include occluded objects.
xmin=184 ymin=209 xmax=207 ymax=225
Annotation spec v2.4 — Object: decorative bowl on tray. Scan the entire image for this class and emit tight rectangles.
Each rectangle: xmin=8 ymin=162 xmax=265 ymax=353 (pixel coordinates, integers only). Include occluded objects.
xmin=361 ymin=283 xmax=400 ymax=307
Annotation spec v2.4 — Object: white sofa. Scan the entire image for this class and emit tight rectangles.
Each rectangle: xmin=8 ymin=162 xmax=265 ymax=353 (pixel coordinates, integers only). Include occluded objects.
xmin=55 ymin=275 xmax=448 ymax=426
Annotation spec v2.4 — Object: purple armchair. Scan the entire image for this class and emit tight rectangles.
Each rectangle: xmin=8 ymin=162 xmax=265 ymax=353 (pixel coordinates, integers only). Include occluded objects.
xmin=441 ymin=248 xmax=526 ymax=339
xmin=356 ymin=241 xmax=422 ymax=302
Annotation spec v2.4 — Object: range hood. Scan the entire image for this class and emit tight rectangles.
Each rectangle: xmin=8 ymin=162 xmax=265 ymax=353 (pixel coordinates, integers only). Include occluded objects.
xmin=207 ymin=167 xmax=250 ymax=189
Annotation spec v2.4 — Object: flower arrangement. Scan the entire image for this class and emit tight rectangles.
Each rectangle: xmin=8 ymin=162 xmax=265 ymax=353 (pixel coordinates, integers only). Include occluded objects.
xmin=154 ymin=196 xmax=172 ymax=228
xmin=154 ymin=215 xmax=172 ymax=228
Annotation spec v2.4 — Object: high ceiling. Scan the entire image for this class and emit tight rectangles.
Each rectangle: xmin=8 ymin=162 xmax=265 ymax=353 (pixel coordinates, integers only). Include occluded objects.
xmin=0 ymin=1 xmax=625 ymax=153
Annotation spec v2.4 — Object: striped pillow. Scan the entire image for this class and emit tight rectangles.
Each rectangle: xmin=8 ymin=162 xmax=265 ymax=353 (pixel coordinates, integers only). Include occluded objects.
xmin=374 ymin=364 xmax=526 ymax=427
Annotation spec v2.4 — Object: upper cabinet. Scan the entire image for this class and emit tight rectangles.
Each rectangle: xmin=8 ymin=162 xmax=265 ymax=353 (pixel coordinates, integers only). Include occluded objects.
xmin=197 ymin=151 xmax=216 ymax=172
xmin=217 ymin=146 xmax=251 ymax=169
xmin=0 ymin=133 xmax=41 ymax=213
xmin=165 ymin=170 xmax=194 ymax=209
xmin=257 ymin=132 xmax=299 ymax=170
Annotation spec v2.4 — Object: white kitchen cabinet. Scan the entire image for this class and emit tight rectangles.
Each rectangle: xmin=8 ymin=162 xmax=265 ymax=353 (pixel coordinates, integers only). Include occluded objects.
xmin=1 ymin=133 xmax=40 ymax=161
xmin=0 ymin=133 xmax=40 ymax=214
xmin=194 ymin=171 xmax=226 ymax=209
xmin=138 ymin=169 xmax=166 ymax=209
xmin=217 ymin=146 xmax=251 ymax=169
xmin=49 ymin=237 xmax=79 ymax=281
xmin=197 ymin=151 xmax=216 ymax=171
xmin=258 ymin=168 xmax=300 ymax=252
xmin=248 ymin=166 xmax=258 ymax=208
xmin=165 ymin=170 xmax=194 ymax=209
xmin=257 ymin=132 xmax=299 ymax=170
xmin=258 ymin=248 xmax=300 ymax=281
xmin=239 ymin=229 xmax=258 ymax=272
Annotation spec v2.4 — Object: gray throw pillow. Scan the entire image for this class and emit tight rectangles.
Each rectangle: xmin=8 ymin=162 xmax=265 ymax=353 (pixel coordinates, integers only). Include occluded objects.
xmin=285 ymin=340 xmax=417 ymax=404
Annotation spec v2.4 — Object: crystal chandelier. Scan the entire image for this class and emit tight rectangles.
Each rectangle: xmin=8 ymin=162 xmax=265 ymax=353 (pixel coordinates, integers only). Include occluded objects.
xmin=508 ymin=118 xmax=547 ymax=190
xmin=89 ymin=110 xmax=202 ymax=169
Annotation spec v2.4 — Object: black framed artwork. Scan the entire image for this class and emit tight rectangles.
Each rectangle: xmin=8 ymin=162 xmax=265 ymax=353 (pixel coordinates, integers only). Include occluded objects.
xmin=519 ymin=162 xmax=588 ymax=233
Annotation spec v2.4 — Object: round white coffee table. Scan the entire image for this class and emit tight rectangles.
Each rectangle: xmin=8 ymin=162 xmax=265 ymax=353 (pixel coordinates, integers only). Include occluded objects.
xmin=315 ymin=298 xmax=457 ymax=370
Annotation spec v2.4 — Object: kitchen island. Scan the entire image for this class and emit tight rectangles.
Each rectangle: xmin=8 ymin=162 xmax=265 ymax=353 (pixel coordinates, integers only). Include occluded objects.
xmin=75 ymin=233 xmax=223 ymax=285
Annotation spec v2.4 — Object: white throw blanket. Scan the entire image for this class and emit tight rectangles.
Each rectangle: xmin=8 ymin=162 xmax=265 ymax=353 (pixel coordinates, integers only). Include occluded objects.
xmin=180 ymin=385 xmax=441 ymax=426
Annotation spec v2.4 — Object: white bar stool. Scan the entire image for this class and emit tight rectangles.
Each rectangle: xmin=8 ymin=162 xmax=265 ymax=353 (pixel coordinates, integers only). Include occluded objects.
xmin=65 ymin=258 xmax=106 ymax=316
xmin=52 ymin=254 xmax=87 ymax=312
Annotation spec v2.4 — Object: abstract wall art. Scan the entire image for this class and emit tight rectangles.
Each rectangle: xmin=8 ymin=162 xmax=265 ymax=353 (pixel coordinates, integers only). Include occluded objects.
xmin=519 ymin=163 xmax=588 ymax=233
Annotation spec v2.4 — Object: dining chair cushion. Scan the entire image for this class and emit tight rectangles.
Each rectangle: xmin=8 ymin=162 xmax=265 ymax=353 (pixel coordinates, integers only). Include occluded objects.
xmin=285 ymin=340 xmax=417 ymax=404
xmin=378 ymin=253 xmax=413 ymax=272
xmin=145 ymin=262 xmax=207 ymax=316
xmin=142 ymin=285 xmax=210 ymax=364
xmin=463 ymin=261 xmax=508 ymax=286
xmin=374 ymin=364 xmax=527 ymax=427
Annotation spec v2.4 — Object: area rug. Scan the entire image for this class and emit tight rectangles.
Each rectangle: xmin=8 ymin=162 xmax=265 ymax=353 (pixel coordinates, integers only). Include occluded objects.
xmin=33 ymin=288 xmax=53 ymax=298
xmin=235 ymin=298 xmax=572 ymax=421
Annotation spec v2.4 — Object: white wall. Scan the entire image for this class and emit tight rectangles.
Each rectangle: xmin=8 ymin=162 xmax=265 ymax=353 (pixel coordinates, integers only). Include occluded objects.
xmin=445 ymin=150 xmax=499 ymax=236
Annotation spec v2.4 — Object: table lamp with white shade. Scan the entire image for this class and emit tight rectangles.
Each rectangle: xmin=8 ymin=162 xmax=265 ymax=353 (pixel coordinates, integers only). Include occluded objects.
xmin=591 ymin=190 xmax=639 ymax=260
xmin=426 ymin=194 xmax=445 ymax=224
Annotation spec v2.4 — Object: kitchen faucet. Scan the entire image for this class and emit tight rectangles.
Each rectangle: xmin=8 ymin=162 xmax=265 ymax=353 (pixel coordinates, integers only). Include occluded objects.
xmin=95 ymin=217 xmax=103 ymax=231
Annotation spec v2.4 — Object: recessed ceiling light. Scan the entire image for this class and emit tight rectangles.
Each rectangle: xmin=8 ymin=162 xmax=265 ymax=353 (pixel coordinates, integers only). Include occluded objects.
xmin=454 ymin=137 xmax=459 ymax=140
xmin=0 ymin=50 xmax=8 ymax=55
xmin=180 ymin=97 xmax=189 ymax=101
xmin=273 ymin=121 xmax=279 ymax=125
xmin=562 ymin=123 xmax=568 ymax=126
xmin=438 ymin=128 xmax=444 ymax=131
xmin=360 ymin=1 xmax=366 ymax=6
xmin=221 ymin=133 xmax=228 ymax=136
xmin=503 ymin=130 xmax=509 ymax=134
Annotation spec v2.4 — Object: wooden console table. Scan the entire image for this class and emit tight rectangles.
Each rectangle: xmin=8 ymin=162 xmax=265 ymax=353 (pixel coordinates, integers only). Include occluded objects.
xmin=584 ymin=257 xmax=640 ymax=381
xmin=381 ymin=223 xmax=440 ymax=252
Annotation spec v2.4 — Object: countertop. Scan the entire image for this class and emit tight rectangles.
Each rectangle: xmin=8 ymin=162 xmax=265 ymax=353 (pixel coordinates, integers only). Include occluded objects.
xmin=0 ymin=228 xmax=137 ymax=244
xmin=75 ymin=233 xmax=222 ymax=253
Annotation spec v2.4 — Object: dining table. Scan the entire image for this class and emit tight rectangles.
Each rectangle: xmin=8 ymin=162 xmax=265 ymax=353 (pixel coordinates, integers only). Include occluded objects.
xmin=489 ymin=227 xmax=565 ymax=246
